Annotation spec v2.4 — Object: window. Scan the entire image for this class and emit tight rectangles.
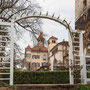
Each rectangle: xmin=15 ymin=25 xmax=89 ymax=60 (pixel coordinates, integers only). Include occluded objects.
xmin=83 ymin=0 xmax=87 ymax=8
xmin=32 ymin=55 xmax=35 ymax=59
xmin=32 ymin=55 xmax=40 ymax=59
xmin=43 ymin=55 xmax=46 ymax=60
xmin=87 ymin=49 xmax=90 ymax=55
xmin=39 ymin=39 xmax=43 ymax=42
xmin=42 ymin=62 xmax=46 ymax=66
xmin=36 ymin=55 xmax=40 ymax=59
xmin=32 ymin=63 xmax=37 ymax=66
xmin=52 ymin=40 xmax=56 ymax=43
xmin=37 ymin=63 xmax=40 ymax=67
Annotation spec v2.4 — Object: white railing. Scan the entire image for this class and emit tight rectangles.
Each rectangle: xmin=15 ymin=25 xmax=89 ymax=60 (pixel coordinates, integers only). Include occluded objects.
xmin=69 ymin=30 xmax=85 ymax=84
xmin=0 ymin=22 xmax=14 ymax=85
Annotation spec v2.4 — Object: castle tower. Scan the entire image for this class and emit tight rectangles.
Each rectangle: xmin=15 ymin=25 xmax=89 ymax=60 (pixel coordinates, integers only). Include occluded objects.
xmin=37 ymin=33 xmax=45 ymax=46
xmin=48 ymin=36 xmax=58 ymax=52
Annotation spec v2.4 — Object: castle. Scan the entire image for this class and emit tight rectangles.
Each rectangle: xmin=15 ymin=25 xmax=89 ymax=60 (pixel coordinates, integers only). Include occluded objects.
xmin=23 ymin=33 xmax=69 ymax=71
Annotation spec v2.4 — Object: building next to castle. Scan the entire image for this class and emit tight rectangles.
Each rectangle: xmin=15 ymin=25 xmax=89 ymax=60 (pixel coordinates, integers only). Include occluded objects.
xmin=23 ymin=33 xmax=69 ymax=71
xmin=48 ymin=36 xmax=69 ymax=71
xmin=75 ymin=0 xmax=90 ymax=55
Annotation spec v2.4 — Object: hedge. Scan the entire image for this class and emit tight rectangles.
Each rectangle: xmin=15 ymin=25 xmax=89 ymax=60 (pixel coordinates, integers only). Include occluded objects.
xmin=14 ymin=70 xmax=69 ymax=84
xmin=77 ymin=85 xmax=90 ymax=90
xmin=2 ymin=70 xmax=69 ymax=84
xmin=2 ymin=71 xmax=90 ymax=84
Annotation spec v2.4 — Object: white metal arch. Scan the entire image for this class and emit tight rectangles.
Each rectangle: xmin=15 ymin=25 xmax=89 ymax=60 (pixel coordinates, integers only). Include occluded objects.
xmin=14 ymin=13 xmax=74 ymax=36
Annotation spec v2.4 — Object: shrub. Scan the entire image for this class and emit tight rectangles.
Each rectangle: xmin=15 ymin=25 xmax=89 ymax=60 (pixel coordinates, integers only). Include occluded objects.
xmin=14 ymin=70 xmax=69 ymax=84
xmin=77 ymin=85 xmax=90 ymax=90
xmin=2 ymin=70 xmax=90 ymax=84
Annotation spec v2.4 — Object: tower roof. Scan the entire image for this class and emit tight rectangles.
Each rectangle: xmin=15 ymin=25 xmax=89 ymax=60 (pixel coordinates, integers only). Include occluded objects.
xmin=48 ymin=36 xmax=58 ymax=41
xmin=37 ymin=33 xmax=44 ymax=40
xmin=49 ymin=36 xmax=58 ymax=39
xmin=25 ymin=45 xmax=31 ymax=49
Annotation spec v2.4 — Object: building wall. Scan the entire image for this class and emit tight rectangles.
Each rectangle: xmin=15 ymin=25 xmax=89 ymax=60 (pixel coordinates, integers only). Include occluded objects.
xmin=25 ymin=50 xmax=48 ymax=71
xmin=25 ymin=50 xmax=31 ymax=62
xmin=75 ymin=0 xmax=90 ymax=54
xmin=49 ymin=43 xmax=69 ymax=71
xmin=75 ymin=0 xmax=90 ymax=21
xmin=30 ymin=52 xmax=48 ymax=66
xmin=48 ymin=39 xmax=58 ymax=53
xmin=49 ymin=50 xmax=63 ymax=65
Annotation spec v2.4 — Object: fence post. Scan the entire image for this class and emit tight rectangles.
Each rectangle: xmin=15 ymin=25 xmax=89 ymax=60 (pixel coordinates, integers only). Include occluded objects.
xmin=68 ymin=31 xmax=74 ymax=84
xmin=10 ymin=22 xmax=14 ymax=85
xmin=80 ymin=31 xmax=87 ymax=84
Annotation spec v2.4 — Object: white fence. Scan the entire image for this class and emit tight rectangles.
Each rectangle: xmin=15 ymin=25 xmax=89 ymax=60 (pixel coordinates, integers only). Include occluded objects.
xmin=0 ymin=22 xmax=14 ymax=85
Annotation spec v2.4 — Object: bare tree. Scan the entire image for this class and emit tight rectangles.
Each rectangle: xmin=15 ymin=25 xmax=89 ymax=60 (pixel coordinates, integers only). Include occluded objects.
xmin=0 ymin=0 xmax=42 ymax=59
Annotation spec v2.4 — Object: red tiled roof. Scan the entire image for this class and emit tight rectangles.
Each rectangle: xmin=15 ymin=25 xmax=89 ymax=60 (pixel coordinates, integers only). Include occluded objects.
xmin=25 ymin=45 xmax=31 ymax=49
xmin=49 ymin=36 xmax=58 ymax=39
xmin=32 ymin=46 xmax=48 ymax=52
xmin=37 ymin=33 xmax=44 ymax=40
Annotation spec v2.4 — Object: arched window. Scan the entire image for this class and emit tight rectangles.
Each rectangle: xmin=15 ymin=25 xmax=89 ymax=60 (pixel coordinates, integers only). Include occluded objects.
xmin=52 ymin=40 xmax=56 ymax=43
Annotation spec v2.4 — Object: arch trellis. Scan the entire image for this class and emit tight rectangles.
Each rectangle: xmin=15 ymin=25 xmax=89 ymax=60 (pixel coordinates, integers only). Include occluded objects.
xmin=0 ymin=12 xmax=85 ymax=85
xmin=15 ymin=14 xmax=74 ymax=35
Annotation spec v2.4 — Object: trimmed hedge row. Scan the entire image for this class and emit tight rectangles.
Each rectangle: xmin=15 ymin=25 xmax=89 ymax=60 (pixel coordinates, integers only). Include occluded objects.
xmin=77 ymin=85 xmax=90 ymax=90
xmin=2 ymin=71 xmax=90 ymax=84
xmin=14 ymin=70 xmax=69 ymax=84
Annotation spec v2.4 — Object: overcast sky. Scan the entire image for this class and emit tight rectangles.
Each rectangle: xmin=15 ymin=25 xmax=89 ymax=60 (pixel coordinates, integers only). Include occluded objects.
xmin=36 ymin=0 xmax=75 ymax=40
xmin=19 ymin=0 xmax=75 ymax=53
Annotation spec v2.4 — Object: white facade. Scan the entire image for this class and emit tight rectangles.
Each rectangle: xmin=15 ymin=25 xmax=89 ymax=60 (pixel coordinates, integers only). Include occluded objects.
xmin=48 ymin=37 xmax=69 ymax=71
